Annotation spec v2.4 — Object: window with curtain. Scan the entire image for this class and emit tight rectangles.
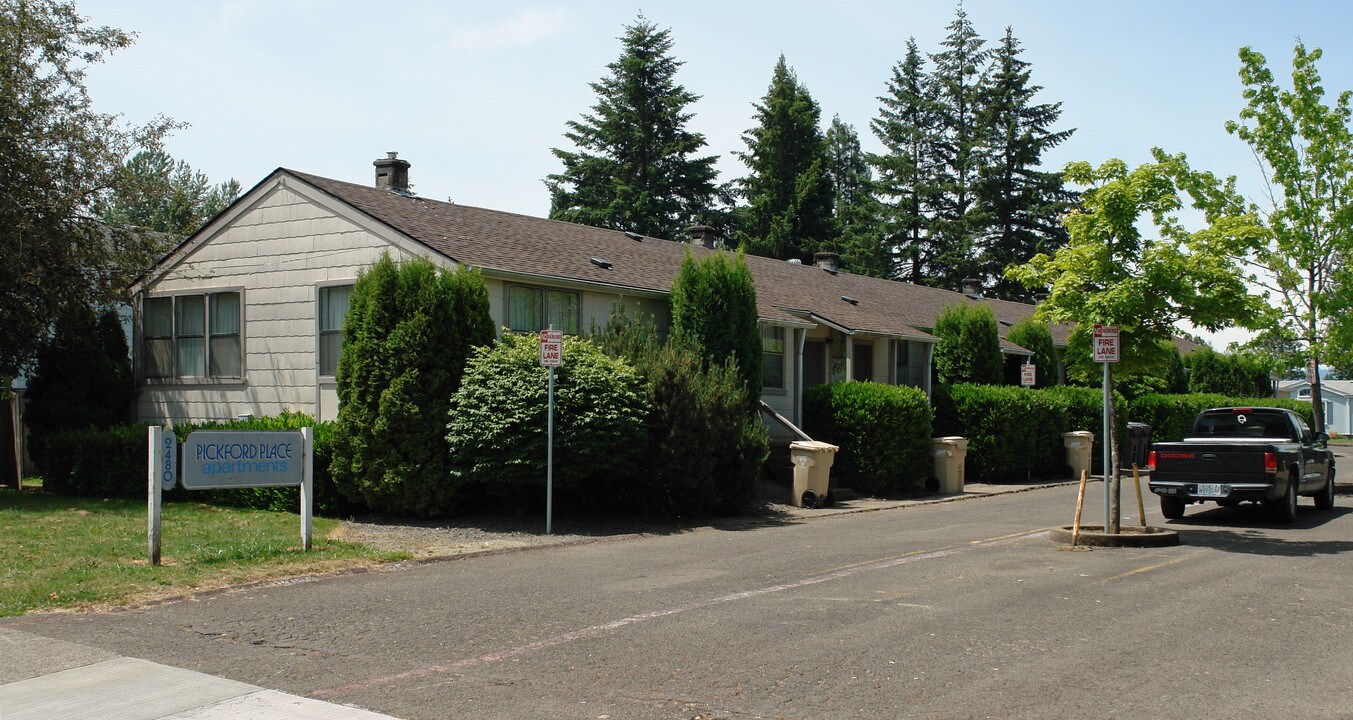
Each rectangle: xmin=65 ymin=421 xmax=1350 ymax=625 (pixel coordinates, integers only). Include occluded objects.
xmin=144 ymin=297 xmax=174 ymax=378
xmin=142 ymin=291 xmax=242 ymax=379
xmin=761 ymin=327 xmax=785 ymax=389
xmin=318 ymin=285 xmax=353 ymax=377
xmin=210 ymin=293 xmax=241 ymax=378
xmin=175 ymin=295 xmax=206 ymax=377
xmin=507 ymin=285 xmax=579 ymax=334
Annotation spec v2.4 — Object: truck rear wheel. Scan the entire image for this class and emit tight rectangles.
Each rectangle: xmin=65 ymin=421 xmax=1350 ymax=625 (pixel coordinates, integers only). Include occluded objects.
xmin=1315 ymin=467 xmax=1335 ymax=511
xmin=1160 ymin=496 xmax=1185 ymax=519
xmin=1273 ymin=477 xmax=1299 ymax=523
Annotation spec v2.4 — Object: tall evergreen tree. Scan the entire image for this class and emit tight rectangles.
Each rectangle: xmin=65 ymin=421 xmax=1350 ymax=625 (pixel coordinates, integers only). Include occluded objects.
xmin=825 ymin=116 xmax=889 ymax=277
xmin=871 ymin=38 xmax=941 ymax=285
xmin=545 ymin=17 xmax=722 ymax=241
xmin=928 ymin=6 xmax=990 ymax=290
xmin=733 ymin=55 xmax=836 ymax=263
xmin=101 ymin=150 xmax=240 ymax=241
xmin=974 ymin=28 xmax=1075 ymax=300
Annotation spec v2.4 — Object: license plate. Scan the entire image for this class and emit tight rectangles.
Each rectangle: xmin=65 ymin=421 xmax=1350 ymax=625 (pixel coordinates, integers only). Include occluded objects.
xmin=1196 ymin=483 xmax=1228 ymax=497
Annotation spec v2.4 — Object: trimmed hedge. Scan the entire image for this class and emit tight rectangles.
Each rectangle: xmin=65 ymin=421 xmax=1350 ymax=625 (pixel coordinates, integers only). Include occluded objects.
xmin=172 ymin=411 xmax=354 ymax=517
xmin=803 ymin=382 xmax=933 ymax=496
xmin=932 ymin=383 xmax=1126 ymax=482
xmin=39 ymin=411 xmax=354 ymax=517
xmin=41 ymin=423 xmax=148 ymax=499
xmin=1127 ymin=394 xmax=1314 ymax=444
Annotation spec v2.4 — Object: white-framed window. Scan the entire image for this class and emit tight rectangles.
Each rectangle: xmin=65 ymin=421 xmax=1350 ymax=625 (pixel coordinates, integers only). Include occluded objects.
xmin=761 ymin=326 xmax=786 ymax=389
xmin=507 ymin=285 xmax=580 ymax=335
xmin=144 ymin=291 xmax=242 ymax=379
xmin=318 ymin=284 xmax=354 ymax=378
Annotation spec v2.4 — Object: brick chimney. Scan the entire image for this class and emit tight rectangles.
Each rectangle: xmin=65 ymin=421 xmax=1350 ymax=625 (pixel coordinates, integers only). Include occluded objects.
xmin=814 ymin=252 xmax=840 ymax=273
xmin=686 ymin=225 xmax=718 ymax=249
xmin=962 ymin=278 xmax=982 ymax=297
xmin=373 ymin=152 xmax=410 ymax=193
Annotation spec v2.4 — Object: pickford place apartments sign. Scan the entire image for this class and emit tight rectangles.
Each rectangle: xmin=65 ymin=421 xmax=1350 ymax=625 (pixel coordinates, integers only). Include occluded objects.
xmin=181 ymin=430 xmax=304 ymax=489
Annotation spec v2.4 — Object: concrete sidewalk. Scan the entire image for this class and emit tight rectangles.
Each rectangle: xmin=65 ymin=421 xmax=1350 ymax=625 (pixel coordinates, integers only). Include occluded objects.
xmin=0 ymin=627 xmax=400 ymax=720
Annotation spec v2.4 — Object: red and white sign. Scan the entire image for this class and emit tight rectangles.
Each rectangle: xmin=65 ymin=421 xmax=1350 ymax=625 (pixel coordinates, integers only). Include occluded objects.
xmin=1092 ymin=324 xmax=1120 ymax=363
xmin=1021 ymin=363 xmax=1036 ymax=387
xmin=539 ymin=329 xmax=563 ymax=367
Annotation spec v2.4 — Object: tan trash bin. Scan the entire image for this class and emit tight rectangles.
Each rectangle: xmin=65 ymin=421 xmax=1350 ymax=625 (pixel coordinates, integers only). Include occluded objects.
xmin=1062 ymin=431 xmax=1094 ymax=481
xmin=930 ymin=437 xmax=968 ymax=494
xmin=789 ymin=440 xmax=839 ymax=508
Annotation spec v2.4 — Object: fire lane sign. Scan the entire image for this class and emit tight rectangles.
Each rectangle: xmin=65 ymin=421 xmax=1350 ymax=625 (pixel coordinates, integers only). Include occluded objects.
xmin=539 ymin=329 xmax=563 ymax=367
xmin=1021 ymin=363 xmax=1036 ymax=387
xmin=1093 ymin=324 xmax=1120 ymax=363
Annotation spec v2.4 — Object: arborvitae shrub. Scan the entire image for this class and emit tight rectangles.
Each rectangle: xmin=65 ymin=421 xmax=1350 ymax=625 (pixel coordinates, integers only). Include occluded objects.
xmin=331 ymin=254 xmax=494 ymax=517
xmin=933 ymin=303 xmax=1003 ymax=385
xmin=594 ymin=305 xmax=768 ymax=516
xmin=24 ymin=304 xmax=133 ymax=473
xmin=1004 ymin=316 xmax=1060 ymax=388
xmin=669 ymin=250 xmax=761 ymax=413
xmin=803 ymin=382 xmax=933 ymax=495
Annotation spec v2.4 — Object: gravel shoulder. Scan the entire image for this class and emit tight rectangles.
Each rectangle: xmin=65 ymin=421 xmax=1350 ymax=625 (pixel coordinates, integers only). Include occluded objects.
xmin=328 ymin=481 xmax=808 ymax=558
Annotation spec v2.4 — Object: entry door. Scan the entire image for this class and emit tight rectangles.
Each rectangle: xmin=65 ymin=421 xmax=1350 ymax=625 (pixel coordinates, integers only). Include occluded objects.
xmin=803 ymin=341 xmax=826 ymax=387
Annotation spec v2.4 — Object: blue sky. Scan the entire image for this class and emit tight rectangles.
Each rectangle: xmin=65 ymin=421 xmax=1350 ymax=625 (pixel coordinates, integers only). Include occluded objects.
xmin=75 ymin=1 xmax=1353 ymax=345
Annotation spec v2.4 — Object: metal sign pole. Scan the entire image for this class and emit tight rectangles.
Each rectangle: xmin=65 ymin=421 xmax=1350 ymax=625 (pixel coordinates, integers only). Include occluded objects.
xmin=546 ymin=362 xmax=555 ymax=535
xmin=1103 ymin=360 xmax=1111 ymax=531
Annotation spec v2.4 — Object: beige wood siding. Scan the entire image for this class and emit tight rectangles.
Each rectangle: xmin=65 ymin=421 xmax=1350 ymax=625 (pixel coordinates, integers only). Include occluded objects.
xmin=137 ymin=184 xmax=412 ymax=424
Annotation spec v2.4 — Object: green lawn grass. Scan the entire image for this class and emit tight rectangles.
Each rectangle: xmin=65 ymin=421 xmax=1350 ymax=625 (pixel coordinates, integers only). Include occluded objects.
xmin=0 ymin=488 xmax=408 ymax=617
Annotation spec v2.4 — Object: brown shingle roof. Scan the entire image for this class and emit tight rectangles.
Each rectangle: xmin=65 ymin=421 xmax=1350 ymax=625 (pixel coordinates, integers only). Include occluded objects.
xmin=285 ymin=169 xmax=1069 ymax=349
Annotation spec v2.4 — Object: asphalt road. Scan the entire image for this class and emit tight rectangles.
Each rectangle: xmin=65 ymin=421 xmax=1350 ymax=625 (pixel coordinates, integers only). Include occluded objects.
xmin=7 ymin=479 xmax=1353 ymax=720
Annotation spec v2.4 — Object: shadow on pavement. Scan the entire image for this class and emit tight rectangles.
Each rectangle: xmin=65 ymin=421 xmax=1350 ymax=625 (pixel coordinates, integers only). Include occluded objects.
xmin=1167 ymin=505 xmax=1353 ymax=557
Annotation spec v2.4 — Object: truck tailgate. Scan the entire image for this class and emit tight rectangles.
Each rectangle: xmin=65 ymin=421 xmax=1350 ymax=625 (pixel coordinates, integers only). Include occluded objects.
xmin=1151 ymin=441 xmax=1271 ymax=482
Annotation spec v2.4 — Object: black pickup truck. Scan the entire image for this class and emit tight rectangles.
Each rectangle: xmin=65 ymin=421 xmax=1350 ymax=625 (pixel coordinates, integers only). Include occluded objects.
xmin=1148 ymin=407 xmax=1336 ymax=522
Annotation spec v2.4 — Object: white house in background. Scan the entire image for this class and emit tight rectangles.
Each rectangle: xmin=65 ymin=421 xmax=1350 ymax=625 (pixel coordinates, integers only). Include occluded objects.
xmin=1276 ymin=379 xmax=1353 ymax=436
xmin=128 ymin=153 xmax=1056 ymax=443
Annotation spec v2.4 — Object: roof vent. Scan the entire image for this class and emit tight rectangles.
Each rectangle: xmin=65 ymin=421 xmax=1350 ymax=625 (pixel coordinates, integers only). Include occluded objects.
xmin=787 ymin=258 xmax=803 ymax=265
xmin=590 ymin=257 xmax=613 ymax=269
xmin=841 ymin=295 xmax=859 ymax=305
xmin=374 ymin=151 xmax=411 ymax=194
xmin=624 ymin=231 xmax=643 ymax=241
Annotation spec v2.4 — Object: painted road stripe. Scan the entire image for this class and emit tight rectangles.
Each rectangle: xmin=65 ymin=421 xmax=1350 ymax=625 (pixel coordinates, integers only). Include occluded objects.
xmin=311 ymin=528 xmax=1050 ymax=699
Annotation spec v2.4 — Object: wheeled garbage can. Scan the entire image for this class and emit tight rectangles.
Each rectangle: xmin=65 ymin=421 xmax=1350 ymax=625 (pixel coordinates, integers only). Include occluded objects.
xmin=930 ymin=437 xmax=968 ymax=494
xmin=1062 ymin=431 xmax=1094 ymax=481
xmin=789 ymin=440 xmax=839 ymax=508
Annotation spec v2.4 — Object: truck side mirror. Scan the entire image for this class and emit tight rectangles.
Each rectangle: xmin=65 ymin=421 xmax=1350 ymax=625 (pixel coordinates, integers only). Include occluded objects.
xmin=1315 ymin=431 xmax=1329 ymax=445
